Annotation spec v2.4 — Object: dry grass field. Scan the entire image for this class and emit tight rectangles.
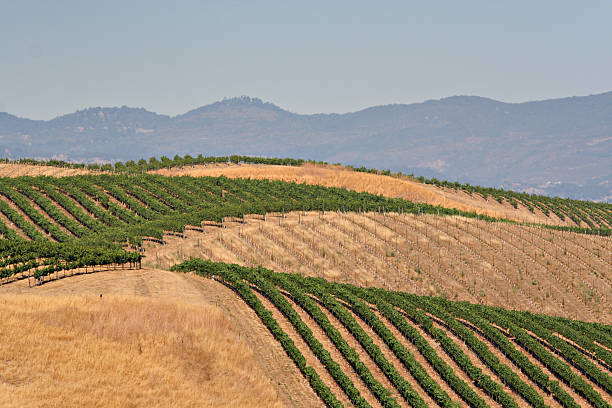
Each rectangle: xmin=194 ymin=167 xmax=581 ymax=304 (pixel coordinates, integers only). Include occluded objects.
xmin=0 ymin=162 xmax=603 ymax=227
xmin=0 ymin=269 xmax=320 ymax=408
xmin=152 ymin=163 xmax=580 ymax=226
xmin=0 ymin=164 xmax=93 ymax=178
xmin=143 ymin=211 xmax=612 ymax=324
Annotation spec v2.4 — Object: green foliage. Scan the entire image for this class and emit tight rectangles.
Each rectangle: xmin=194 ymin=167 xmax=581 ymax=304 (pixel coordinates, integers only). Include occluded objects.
xmin=174 ymin=260 xmax=612 ymax=408
xmin=0 ymin=240 xmax=141 ymax=280
xmin=3 ymin=153 xmax=609 ymax=231
xmin=0 ymin=173 xmax=484 ymax=245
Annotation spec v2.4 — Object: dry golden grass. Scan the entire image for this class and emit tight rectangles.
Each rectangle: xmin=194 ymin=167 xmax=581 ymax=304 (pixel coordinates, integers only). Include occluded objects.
xmin=0 ymin=268 xmax=322 ymax=407
xmin=0 ymin=164 xmax=94 ymax=178
xmin=152 ymin=163 xmax=575 ymax=226
xmin=0 ymin=294 xmax=284 ymax=408
xmin=0 ymin=161 xmax=594 ymax=227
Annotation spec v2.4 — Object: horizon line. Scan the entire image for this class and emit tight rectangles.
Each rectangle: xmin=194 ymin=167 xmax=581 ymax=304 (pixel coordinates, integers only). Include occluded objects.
xmin=2 ymin=90 xmax=611 ymax=122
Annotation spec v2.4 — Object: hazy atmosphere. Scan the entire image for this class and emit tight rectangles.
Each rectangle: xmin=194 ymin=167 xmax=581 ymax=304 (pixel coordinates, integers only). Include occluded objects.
xmin=2 ymin=3 xmax=611 ymax=407
xmin=2 ymin=1 xmax=612 ymax=119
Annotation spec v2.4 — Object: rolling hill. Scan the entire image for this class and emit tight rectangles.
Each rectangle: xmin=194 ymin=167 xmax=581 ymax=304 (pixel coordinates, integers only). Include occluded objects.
xmin=0 ymin=158 xmax=610 ymax=407
xmin=0 ymin=162 xmax=609 ymax=324
xmin=2 ymin=92 xmax=612 ymax=200
xmin=151 ymin=161 xmax=612 ymax=228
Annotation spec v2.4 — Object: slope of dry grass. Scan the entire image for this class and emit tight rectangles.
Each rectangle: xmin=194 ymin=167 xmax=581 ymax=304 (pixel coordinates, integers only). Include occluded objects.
xmin=0 ymin=294 xmax=285 ymax=408
xmin=0 ymin=164 xmax=93 ymax=178
xmin=152 ymin=163 xmax=579 ymax=226
xmin=0 ymin=269 xmax=322 ymax=408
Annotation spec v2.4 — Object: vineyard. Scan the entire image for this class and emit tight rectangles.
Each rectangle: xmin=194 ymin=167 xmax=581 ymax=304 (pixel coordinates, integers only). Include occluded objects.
xmin=0 ymin=240 xmax=141 ymax=285
xmin=0 ymin=156 xmax=610 ymax=407
xmin=0 ymin=171 xmax=608 ymax=288
xmin=0 ymin=172 xmax=476 ymax=287
xmin=149 ymin=158 xmax=612 ymax=229
xmin=143 ymin=210 xmax=612 ymax=324
xmin=2 ymin=154 xmax=610 ymax=229
xmin=0 ymin=173 xmax=475 ymax=246
xmin=172 ymin=259 xmax=612 ymax=408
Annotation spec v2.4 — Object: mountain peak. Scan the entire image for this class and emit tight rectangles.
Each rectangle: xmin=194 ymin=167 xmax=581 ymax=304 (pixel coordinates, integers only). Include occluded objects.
xmin=178 ymin=96 xmax=289 ymax=121
xmin=205 ymin=96 xmax=284 ymax=111
xmin=220 ymin=96 xmax=270 ymax=106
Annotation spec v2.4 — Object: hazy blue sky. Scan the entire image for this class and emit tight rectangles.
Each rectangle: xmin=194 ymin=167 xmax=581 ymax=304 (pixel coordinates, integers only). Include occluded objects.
xmin=2 ymin=1 xmax=611 ymax=119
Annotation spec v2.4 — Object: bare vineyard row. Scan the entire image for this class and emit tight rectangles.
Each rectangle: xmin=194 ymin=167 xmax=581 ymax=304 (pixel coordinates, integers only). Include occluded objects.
xmin=146 ymin=211 xmax=612 ymax=324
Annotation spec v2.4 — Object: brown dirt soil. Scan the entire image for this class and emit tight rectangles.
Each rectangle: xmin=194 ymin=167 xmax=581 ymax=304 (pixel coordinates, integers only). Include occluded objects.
xmin=278 ymin=291 xmax=382 ymax=407
xmin=144 ymin=211 xmax=612 ymax=324
xmin=152 ymin=163 xmax=578 ymax=226
xmin=341 ymin=303 xmax=436 ymax=407
xmin=371 ymin=308 xmax=467 ymax=406
xmin=0 ymin=269 xmax=321 ymax=408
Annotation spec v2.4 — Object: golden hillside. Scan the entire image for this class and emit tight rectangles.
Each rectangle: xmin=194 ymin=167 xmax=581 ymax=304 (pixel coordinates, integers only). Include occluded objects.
xmin=0 ymin=269 xmax=318 ymax=408
xmin=152 ymin=163 xmax=597 ymax=227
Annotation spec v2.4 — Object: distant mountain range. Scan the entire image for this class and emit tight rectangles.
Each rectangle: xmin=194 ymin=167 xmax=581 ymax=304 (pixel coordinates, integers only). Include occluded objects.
xmin=1 ymin=93 xmax=611 ymax=201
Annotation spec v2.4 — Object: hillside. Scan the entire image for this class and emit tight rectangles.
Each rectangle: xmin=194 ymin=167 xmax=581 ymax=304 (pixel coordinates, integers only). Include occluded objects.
xmin=0 ymin=170 xmax=608 ymax=323
xmin=142 ymin=210 xmax=612 ymax=324
xmin=2 ymin=260 xmax=610 ymax=408
xmin=0 ymin=269 xmax=311 ymax=408
xmin=0 ymin=172 xmax=465 ymax=245
xmin=0 ymin=162 xmax=610 ymax=407
xmin=153 ymin=162 xmax=611 ymax=228
xmin=0 ymin=160 xmax=609 ymax=229
xmin=2 ymin=92 xmax=612 ymax=200
xmin=170 ymin=260 xmax=612 ymax=408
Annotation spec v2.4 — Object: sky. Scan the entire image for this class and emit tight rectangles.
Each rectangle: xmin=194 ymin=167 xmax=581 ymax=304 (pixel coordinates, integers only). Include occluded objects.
xmin=1 ymin=1 xmax=612 ymax=120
